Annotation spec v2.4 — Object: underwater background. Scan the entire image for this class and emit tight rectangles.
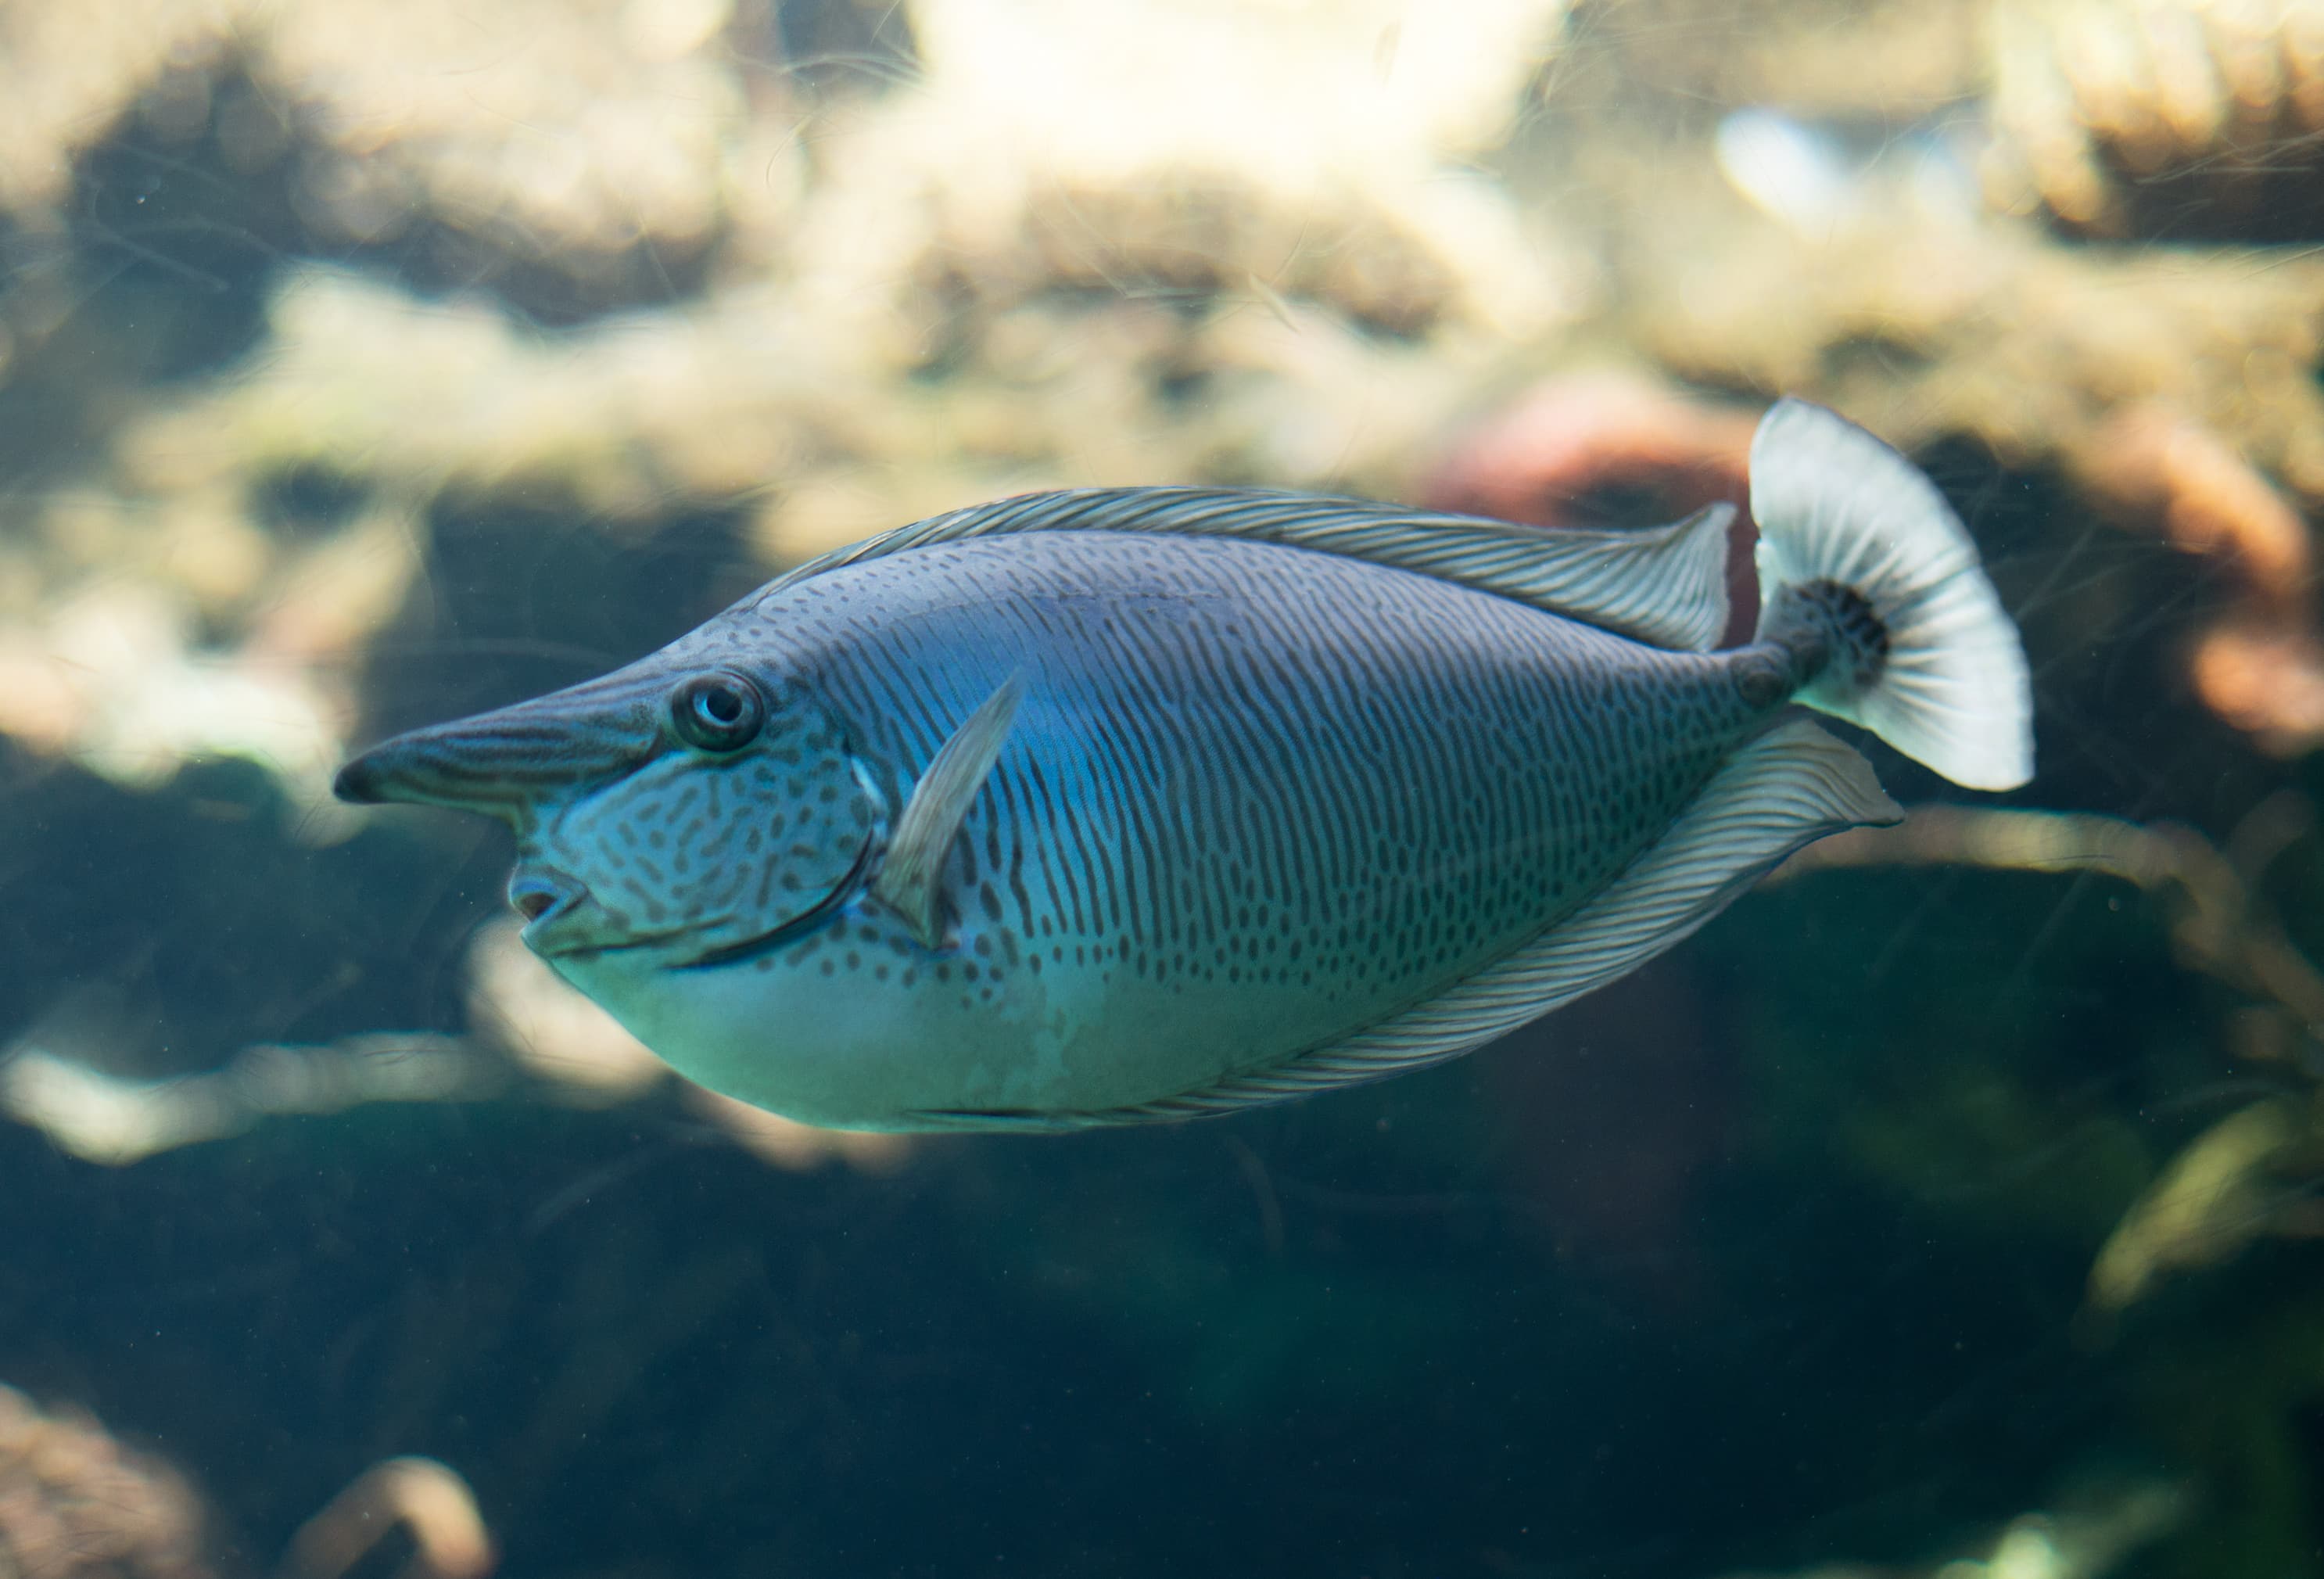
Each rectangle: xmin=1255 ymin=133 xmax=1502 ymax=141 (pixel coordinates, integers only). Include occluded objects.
xmin=1 ymin=0 xmax=2320 ymax=1574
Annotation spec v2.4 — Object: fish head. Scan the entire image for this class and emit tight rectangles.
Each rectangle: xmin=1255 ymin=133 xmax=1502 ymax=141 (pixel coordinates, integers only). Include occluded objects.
xmin=335 ymin=655 xmax=884 ymax=970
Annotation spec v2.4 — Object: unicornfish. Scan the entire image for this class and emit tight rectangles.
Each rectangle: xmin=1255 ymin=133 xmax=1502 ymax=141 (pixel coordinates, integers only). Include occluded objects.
xmin=335 ymin=400 xmax=2033 ymax=1132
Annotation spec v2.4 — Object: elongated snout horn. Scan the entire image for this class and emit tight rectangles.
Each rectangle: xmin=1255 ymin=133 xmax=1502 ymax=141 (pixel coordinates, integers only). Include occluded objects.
xmin=335 ymin=676 xmax=667 ymax=821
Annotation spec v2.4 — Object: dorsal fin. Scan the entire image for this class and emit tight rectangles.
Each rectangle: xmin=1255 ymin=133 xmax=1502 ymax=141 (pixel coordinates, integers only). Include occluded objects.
xmin=870 ymin=673 xmax=1024 ymax=949
xmin=760 ymin=489 xmax=1736 ymax=652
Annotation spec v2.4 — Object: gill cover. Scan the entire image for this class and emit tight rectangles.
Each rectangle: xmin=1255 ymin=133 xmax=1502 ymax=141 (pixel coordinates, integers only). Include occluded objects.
xmin=525 ymin=673 xmax=882 ymax=964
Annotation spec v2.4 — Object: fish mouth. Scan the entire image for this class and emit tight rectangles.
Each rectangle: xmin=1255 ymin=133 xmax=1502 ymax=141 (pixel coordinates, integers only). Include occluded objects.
xmin=510 ymin=869 xmax=590 ymax=946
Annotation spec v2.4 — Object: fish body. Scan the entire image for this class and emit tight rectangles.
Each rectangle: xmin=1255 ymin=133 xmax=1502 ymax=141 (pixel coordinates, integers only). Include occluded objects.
xmin=338 ymin=401 xmax=2033 ymax=1132
xmin=558 ymin=533 xmax=1764 ymax=1125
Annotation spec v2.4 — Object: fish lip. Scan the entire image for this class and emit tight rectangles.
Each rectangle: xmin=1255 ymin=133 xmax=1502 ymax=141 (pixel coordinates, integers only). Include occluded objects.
xmin=510 ymin=868 xmax=590 ymax=947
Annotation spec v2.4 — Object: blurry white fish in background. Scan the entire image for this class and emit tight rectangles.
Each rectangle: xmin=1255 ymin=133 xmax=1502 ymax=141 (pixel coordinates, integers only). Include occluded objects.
xmin=1715 ymin=106 xmax=1987 ymax=233
xmin=336 ymin=400 xmax=2032 ymax=1132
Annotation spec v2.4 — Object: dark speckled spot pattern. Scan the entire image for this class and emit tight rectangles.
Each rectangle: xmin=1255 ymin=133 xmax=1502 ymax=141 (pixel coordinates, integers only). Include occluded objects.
xmin=727 ymin=530 xmax=1772 ymax=1053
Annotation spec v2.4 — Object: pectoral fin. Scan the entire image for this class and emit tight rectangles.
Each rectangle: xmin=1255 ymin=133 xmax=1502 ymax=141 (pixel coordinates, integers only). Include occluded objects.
xmin=872 ymin=673 xmax=1025 ymax=949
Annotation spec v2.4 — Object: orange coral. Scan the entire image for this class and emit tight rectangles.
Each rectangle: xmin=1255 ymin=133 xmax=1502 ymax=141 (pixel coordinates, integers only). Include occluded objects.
xmin=1425 ymin=371 xmax=1755 ymax=529
xmin=2070 ymin=405 xmax=2324 ymax=755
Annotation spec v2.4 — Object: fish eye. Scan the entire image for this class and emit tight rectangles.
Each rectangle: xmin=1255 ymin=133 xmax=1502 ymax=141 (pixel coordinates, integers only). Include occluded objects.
xmin=669 ymin=671 xmax=766 ymax=753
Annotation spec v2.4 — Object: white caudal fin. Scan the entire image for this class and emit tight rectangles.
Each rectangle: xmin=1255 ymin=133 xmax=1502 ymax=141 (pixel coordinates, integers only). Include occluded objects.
xmin=1750 ymin=399 xmax=2034 ymax=791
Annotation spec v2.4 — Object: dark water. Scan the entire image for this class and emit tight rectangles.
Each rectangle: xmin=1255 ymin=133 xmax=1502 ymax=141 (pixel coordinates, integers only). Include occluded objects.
xmin=4 ymin=3 xmax=2323 ymax=1577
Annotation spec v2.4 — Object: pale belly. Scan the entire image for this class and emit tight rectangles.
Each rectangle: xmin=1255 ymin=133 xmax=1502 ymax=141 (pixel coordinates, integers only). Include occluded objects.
xmin=547 ymin=898 xmax=1386 ymax=1130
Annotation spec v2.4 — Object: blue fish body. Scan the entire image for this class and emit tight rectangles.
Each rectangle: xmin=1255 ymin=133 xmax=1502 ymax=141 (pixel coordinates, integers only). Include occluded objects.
xmin=336 ymin=402 xmax=2033 ymax=1131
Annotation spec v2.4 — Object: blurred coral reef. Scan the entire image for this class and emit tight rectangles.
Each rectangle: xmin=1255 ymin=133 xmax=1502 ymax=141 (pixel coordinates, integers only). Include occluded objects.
xmin=1985 ymin=0 xmax=2324 ymax=242
xmin=0 ymin=1385 xmax=215 ymax=1579
xmin=4 ymin=0 xmax=2324 ymax=1576
xmin=2071 ymin=406 xmax=2324 ymax=755
xmin=0 ymin=1387 xmax=493 ymax=1579
xmin=282 ymin=1456 xmax=494 ymax=1579
xmin=0 ymin=0 xmax=761 ymax=318
xmin=1780 ymin=798 xmax=2324 ymax=1314
xmin=0 ymin=917 xmax=906 ymax=1173
xmin=1716 ymin=1480 xmax=2182 ymax=1579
